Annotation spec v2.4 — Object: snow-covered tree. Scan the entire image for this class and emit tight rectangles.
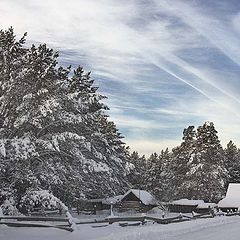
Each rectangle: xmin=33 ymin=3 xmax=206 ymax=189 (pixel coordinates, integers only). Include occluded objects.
xmin=170 ymin=126 xmax=196 ymax=199
xmin=185 ymin=122 xmax=227 ymax=202
xmin=0 ymin=27 xmax=27 ymax=132
xmin=0 ymin=27 xmax=130 ymax=211
xmin=145 ymin=149 xmax=172 ymax=201
xmin=126 ymin=151 xmax=147 ymax=189
xmin=19 ymin=189 xmax=67 ymax=214
xmin=144 ymin=153 xmax=160 ymax=194
xmin=224 ymin=141 xmax=240 ymax=184
xmin=169 ymin=123 xmax=227 ymax=202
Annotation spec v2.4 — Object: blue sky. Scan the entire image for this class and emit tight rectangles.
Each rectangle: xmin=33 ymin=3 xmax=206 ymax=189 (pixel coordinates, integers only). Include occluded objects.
xmin=1 ymin=0 xmax=240 ymax=155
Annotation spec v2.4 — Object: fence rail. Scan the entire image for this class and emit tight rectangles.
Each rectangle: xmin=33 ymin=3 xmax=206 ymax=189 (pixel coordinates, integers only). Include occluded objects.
xmin=75 ymin=210 xmax=215 ymax=226
xmin=0 ymin=212 xmax=74 ymax=232
xmin=1 ymin=209 xmax=237 ymax=231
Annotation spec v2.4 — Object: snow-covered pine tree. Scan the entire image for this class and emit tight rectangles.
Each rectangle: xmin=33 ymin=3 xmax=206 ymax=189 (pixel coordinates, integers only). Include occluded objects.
xmin=0 ymin=28 xmax=40 ymax=208
xmin=144 ymin=149 xmax=172 ymax=201
xmin=186 ymin=122 xmax=227 ymax=202
xmin=0 ymin=27 xmax=130 ymax=211
xmin=158 ymin=148 xmax=173 ymax=201
xmin=53 ymin=66 xmax=130 ymax=200
xmin=126 ymin=151 xmax=147 ymax=189
xmin=144 ymin=153 xmax=160 ymax=196
xmin=224 ymin=141 xmax=240 ymax=184
xmin=0 ymin=27 xmax=27 ymax=132
xmin=4 ymin=42 xmax=71 ymax=204
xmin=170 ymin=126 xmax=196 ymax=199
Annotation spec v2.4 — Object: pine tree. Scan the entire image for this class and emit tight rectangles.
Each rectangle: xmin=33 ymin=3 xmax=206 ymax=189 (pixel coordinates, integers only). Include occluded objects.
xmin=186 ymin=122 xmax=227 ymax=202
xmin=170 ymin=126 xmax=196 ymax=199
xmin=225 ymin=141 xmax=240 ymax=184
xmin=0 ymin=27 xmax=27 ymax=132
xmin=144 ymin=153 xmax=160 ymax=195
xmin=0 ymin=27 xmax=130 ymax=211
xmin=159 ymin=148 xmax=173 ymax=201
xmin=145 ymin=149 xmax=172 ymax=201
xmin=0 ymin=28 xmax=39 ymax=207
xmin=127 ymin=151 xmax=147 ymax=189
xmin=144 ymin=153 xmax=161 ymax=195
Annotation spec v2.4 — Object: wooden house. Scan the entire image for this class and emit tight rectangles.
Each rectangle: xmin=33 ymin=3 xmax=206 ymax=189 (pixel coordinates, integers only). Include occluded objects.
xmin=83 ymin=189 xmax=158 ymax=213
xmin=168 ymin=199 xmax=204 ymax=213
xmin=195 ymin=202 xmax=217 ymax=213
xmin=117 ymin=189 xmax=158 ymax=212
xmin=85 ymin=198 xmax=106 ymax=212
xmin=218 ymin=183 xmax=240 ymax=212
xmin=84 ymin=195 xmax=123 ymax=212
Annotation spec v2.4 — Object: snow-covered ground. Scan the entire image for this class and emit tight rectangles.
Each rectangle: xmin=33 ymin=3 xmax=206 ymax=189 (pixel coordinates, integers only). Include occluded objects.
xmin=1 ymin=216 xmax=240 ymax=240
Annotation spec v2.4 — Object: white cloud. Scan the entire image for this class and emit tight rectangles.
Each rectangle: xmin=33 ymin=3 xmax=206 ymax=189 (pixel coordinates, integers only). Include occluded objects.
xmin=232 ymin=12 xmax=240 ymax=33
xmin=155 ymin=0 xmax=240 ymax=66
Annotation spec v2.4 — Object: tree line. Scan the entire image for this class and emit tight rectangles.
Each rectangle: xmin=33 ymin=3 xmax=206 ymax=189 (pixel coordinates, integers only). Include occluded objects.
xmin=127 ymin=122 xmax=240 ymax=203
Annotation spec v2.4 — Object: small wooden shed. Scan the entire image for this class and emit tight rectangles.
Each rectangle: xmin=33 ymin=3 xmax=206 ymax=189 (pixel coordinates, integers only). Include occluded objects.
xmin=218 ymin=183 xmax=240 ymax=212
xmin=196 ymin=202 xmax=217 ymax=213
xmin=168 ymin=199 xmax=204 ymax=213
xmin=85 ymin=198 xmax=105 ymax=212
xmin=117 ymin=189 xmax=158 ymax=212
xmin=84 ymin=195 xmax=123 ymax=212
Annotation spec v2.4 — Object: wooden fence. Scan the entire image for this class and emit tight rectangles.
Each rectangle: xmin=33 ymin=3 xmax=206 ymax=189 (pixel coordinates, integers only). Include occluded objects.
xmin=1 ymin=209 xmax=238 ymax=231
xmin=0 ymin=214 xmax=74 ymax=231
xmin=75 ymin=210 xmax=216 ymax=227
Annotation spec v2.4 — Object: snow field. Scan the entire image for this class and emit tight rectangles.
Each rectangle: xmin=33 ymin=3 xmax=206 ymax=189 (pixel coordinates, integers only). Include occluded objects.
xmin=1 ymin=215 xmax=240 ymax=240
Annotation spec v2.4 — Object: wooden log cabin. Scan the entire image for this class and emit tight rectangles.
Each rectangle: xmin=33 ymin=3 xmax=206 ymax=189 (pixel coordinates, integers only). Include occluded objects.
xmin=168 ymin=199 xmax=204 ymax=213
xmin=195 ymin=202 xmax=217 ymax=213
xmin=83 ymin=189 xmax=158 ymax=213
xmin=83 ymin=195 xmax=123 ymax=212
xmin=117 ymin=189 xmax=158 ymax=213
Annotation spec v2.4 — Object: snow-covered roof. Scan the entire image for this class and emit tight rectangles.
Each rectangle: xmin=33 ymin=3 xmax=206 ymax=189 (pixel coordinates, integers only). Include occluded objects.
xmin=218 ymin=183 xmax=240 ymax=208
xmin=196 ymin=202 xmax=217 ymax=209
xmin=87 ymin=189 xmax=158 ymax=206
xmin=102 ymin=195 xmax=123 ymax=205
xmin=121 ymin=189 xmax=158 ymax=205
xmin=225 ymin=183 xmax=240 ymax=198
xmin=218 ymin=198 xmax=240 ymax=208
xmin=88 ymin=198 xmax=103 ymax=203
xmin=88 ymin=195 xmax=123 ymax=205
xmin=171 ymin=199 xmax=204 ymax=206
